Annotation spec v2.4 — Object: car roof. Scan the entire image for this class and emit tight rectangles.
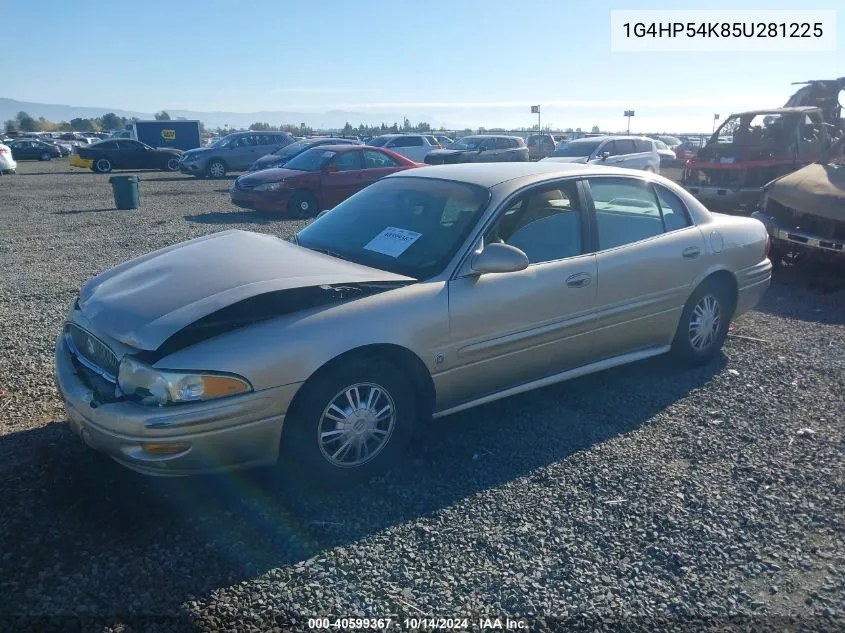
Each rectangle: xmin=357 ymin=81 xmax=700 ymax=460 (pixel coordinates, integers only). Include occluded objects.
xmin=311 ymin=144 xmax=361 ymax=152
xmin=386 ymin=162 xmax=641 ymax=188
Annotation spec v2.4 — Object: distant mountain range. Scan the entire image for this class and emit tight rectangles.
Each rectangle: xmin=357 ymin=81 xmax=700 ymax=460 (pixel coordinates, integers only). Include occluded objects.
xmin=0 ymin=98 xmax=453 ymax=130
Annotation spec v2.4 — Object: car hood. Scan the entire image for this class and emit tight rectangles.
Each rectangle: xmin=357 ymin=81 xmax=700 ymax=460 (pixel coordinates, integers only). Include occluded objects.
xmin=77 ymin=229 xmax=414 ymax=351
xmin=764 ymin=162 xmax=845 ymax=223
xmin=541 ymin=156 xmax=590 ymax=164
xmin=182 ymin=147 xmax=212 ymax=158
xmin=429 ymin=149 xmax=472 ymax=157
xmin=251 ymin=153 xmax=283 ymax=167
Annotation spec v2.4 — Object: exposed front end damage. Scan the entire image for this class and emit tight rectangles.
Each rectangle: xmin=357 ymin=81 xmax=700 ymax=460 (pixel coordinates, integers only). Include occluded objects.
xmin=683 ymin=107 xmax=832 ymax=213
xmin=752 ymin=135 xmax=845 ymax=265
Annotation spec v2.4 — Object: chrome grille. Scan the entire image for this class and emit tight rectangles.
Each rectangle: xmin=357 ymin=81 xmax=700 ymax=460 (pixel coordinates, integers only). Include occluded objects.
xmin=65 ymin=323 xmax=119 ymax=382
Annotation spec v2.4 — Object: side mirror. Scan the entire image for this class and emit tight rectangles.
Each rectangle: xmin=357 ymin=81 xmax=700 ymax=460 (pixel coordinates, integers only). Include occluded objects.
xmin=600 ymin=151 xmax=610 ymax=160
xmin=323 ymin=164 xmax=338 ymax=173
xmin=477 ymin=146 xmax=486 ymax=153
xmin=316 ymin=208 xmax=332 ymax=219
xmin=470 ymin=243 xmax=529 ymax=275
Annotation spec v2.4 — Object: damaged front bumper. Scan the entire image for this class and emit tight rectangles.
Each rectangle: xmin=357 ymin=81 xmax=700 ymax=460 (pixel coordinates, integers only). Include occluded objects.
xmin=54 ymin=334 xmax=301 ymax=476
xmin=752 ymin=210 xmax=845 ymax=258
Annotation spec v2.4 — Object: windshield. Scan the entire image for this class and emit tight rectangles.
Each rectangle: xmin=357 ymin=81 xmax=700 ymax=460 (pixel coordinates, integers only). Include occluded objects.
xmin=272 ymin=139 xmax=313 ymax=157
xmin=447 ymin=137 xmax=485 ymax=150
xmin=551 ymin=140 xmax=602 ymax=157
xmin=367 ymin=136 xmax=390 ymax=147
xmin=283 ymin=148 xmax=336 ymax=171
xmin=209 ymin=134 xmax=236 ymax=148
xmin=295 ymin=177 xmax=490 ymax=279
xmin=659 ymin=136 xmax=681 ymax=146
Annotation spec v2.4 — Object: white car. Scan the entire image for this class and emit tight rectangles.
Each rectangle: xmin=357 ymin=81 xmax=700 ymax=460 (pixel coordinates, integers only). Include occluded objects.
xmin=366 ymin=134 xmax=441 ymax=162
xmin=542 ymin=136 xmax=660 ymax=172
xmin=0 ymin=142 xmax=17 ymax=174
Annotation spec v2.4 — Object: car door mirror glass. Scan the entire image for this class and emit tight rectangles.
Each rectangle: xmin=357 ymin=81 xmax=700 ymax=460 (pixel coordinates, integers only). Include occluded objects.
xmin=471 ymin=243 xmax=529 ymax=274
xmin=600 ymin=151 xmax=610 ymax=159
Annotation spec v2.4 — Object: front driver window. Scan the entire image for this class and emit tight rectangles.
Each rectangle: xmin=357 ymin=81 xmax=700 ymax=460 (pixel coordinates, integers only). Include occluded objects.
xmin=485 ymin=181 xmax=583 ymax=264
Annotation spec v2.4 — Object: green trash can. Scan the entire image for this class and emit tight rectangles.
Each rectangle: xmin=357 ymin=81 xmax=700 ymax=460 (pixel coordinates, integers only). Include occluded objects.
xmin=109 ymin=175 xmax=140 ymax=210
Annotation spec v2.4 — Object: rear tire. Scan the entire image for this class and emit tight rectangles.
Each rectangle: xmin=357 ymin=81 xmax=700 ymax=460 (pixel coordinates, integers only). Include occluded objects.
xmin=288 ymin=189 xmax=319 ymax=218
xmin=206 ymin=160 xmax=226 ymax=179
xmin=93 ymin=157 xmax=112 ymax=173
xmin=281 ymin=358 xmax=418 ymax=487
xmin=671 ymin=279 xmax=733 ymax=366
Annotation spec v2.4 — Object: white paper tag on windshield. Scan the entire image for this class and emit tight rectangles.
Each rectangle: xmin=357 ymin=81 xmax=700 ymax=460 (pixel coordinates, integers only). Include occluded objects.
xmin=363 ymin=227 xmax=422 ymax=258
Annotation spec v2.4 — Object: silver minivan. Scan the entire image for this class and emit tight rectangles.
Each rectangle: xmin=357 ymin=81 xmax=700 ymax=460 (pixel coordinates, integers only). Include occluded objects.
xmin=542 ymin=136 xmax=660 ymax=172
xmin=179 ymin=131 xmax=295 ymax=178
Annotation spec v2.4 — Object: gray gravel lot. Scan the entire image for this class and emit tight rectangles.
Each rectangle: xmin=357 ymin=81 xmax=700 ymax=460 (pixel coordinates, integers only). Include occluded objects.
xmin=0 ymin=160 xmax=843 ymax=633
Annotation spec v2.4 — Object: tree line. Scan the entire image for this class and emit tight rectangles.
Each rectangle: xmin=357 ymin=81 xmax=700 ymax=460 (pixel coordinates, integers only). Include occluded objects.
xmin=4 ymin=110 xmax=184 ymax=135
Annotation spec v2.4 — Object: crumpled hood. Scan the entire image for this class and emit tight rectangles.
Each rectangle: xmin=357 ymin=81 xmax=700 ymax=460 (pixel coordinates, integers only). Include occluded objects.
xmin=78 ymin=229 xmax=414 ymax=351
xmin=541 ymin=156 xmax=590 ymax=164
xmin=765 ymin=161 xmax=845 ymax=223
xmin=181 ymin=147 xmax=211 ymax=158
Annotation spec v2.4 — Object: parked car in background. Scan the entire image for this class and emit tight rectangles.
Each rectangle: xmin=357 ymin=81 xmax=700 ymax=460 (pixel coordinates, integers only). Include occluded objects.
xmin=674 ymin=138 xmax=706 ymax=162
xmin=55 ymin=162 xmax=771 ymax=482
xmin=424 ymin=135 xmax=529 ymax=164
xmin=231 ymin=145 xmax=419 ymax=217
xmin=542 ymin=136 xmax=660 ymax=172
xmin=179 ymin=131 xmax=295 ymax=178
xmin=366 ymin=134 xmax=441 ymax=162
xmin=433 ymin=134 xmax=454 ymax=146
xmin=0 ymin=142 xmax=17 ymax=174
xmin=655 ymin=135 xmax=682 ymax=150
xmin=752 ymin=133 xmax=845 ymax=266
xmin=653 ymin=139 xmax=681 ymax=171
xmin=249 ymin=137 xmax=362 ymax=172
xmin=526 ymin=133 xmax=556 ymax=160
xmin=71 ymin=139 xmax=183 ymax=173
xmin=7 ymin=138 xmax=63 ymax=161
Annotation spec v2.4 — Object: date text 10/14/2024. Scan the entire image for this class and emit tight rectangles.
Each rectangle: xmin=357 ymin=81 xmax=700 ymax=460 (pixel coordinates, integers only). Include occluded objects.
xmin=308 ymin=617 xmax=528 ymax=630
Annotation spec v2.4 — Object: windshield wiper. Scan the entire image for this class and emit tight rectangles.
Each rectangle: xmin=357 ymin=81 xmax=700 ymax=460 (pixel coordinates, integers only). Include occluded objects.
xmin=305 ymin=245 xmax=352 ymax=261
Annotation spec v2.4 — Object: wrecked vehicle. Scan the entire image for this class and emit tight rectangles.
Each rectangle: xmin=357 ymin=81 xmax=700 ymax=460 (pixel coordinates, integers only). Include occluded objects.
xmin=752 ymin=133 xmax=845 ymax=265
xmin=683 ymin=78 xmax=845 ymax=213
xmin=682 ymin=106 xmax=833 ymax=212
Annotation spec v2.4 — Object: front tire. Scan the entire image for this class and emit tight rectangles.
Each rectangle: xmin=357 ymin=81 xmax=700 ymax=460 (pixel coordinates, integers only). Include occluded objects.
xmin=165 ymin=157 xmax=181 ymax=172
xmin=206 ymin=159 xmax=226 ymax=178
xmin=282 ymin=358 xmax=418 ymax=487
xmin=288 ymin=189 xmax=319 ymax=218
xmin=93 ymin=157 xmax=113 ymax=173
xmin=671 ymin=279 xmax=733 ymax=366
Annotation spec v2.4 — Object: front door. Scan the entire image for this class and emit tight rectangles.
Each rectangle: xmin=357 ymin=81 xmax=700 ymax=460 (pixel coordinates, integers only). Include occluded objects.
xmin=320 ymin=150 xmax=364 ymax=208
xmin=229 ymin=134 xmax=260 ymax=170
xmin=584 ymin=175 xmax=707 ymax=361
xmin=439 ymin=179 xmax=598 ymax=409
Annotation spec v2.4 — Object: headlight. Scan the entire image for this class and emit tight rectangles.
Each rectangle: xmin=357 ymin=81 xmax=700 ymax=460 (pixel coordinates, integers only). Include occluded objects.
xmin=254 ymin=181 xmax=282 ymax=192
xmin=117 ymin=357 xmax=252 ymax=406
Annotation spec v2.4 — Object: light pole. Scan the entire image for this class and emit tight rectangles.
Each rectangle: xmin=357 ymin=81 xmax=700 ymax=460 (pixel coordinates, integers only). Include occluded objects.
xmin=712 ymin=113 xmax=720 ymax=133
xmin=624 ymin=110 xmax=635 ymax=134
xmin=531 ymin=105 xmax=541 ymax=133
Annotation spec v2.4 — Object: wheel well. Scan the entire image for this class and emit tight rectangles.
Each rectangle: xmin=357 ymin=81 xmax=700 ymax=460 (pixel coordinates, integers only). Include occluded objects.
xmin=207 ymin=158 xmax=227 ymax=168
xmin=701 ymin=270 xmax=738 ymax=315
xmin=286 ymin=344 xmax=436 ymax=422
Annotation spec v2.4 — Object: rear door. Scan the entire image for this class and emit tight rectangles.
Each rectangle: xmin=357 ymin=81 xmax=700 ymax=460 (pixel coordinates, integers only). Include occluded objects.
xmin=584 ymin=175 xmax=705 ymax=360
xmin=320 ymin=150 xmax=364 ymax=208
xmin=117 ymin=140 xmax=155 ymax=169
xmin=605 ymin=138 xmax=637 ymax=167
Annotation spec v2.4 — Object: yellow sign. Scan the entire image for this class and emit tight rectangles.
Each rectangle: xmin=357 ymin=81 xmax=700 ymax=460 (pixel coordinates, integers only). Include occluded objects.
xmin=161 ymin=129 xmax=176 ymax=140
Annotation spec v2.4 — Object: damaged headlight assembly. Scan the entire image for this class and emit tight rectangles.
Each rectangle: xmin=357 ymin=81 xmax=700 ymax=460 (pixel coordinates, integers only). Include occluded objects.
xmin=117 ymin=357 xmax=252 ymax=406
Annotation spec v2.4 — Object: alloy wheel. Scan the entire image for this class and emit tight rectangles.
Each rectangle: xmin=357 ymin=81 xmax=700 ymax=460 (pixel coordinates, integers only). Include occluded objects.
xmin=317 ymin=383 xmax=396 ymax=468
xmin=688 ymin=294 xmax=721 ymax=351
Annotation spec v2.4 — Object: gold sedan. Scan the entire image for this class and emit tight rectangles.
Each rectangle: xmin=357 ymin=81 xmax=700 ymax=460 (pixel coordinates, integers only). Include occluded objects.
xmin=54 ymin=163 xmax=772 ymax=483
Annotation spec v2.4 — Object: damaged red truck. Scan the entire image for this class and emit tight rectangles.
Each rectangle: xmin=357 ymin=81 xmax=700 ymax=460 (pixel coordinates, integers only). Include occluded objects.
xmin=682 ymin=78 xmax=845 ymax=214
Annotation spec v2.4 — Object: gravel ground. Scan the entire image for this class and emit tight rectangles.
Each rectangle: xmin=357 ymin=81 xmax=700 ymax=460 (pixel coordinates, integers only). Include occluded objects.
xmin=0 ymin=159 xmax=843 ymax=633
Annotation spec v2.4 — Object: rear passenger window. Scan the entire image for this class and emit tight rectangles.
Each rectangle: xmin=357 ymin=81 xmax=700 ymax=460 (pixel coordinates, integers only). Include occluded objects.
xmin=634 ymin=139 xmax=653 ymax=152
xmin=587 ymin=177 xmax=663 ymax=250
xmin=391 ymin=136 xmax=423 ymax=147
xmin=654 ymin=184 xmax=692 ymax=231
xmin=611 ymin=139 xmax=636 ymax=155
xmin=494 ymin=138 xmax=510 ymax=149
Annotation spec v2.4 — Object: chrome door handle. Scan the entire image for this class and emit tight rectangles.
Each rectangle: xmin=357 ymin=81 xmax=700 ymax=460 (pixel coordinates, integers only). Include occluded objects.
xmin=565 ymin=273 xmax=592 ymax=288
xmin=682 ymin=247 xmax=701 ymax=259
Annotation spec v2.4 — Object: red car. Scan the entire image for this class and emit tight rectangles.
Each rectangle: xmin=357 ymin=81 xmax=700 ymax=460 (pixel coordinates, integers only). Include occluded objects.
xmin=230 ymin=145 xmax=420 ymax=216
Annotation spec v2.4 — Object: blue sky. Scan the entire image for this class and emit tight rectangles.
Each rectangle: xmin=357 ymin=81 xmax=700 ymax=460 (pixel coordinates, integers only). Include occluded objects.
xmin=3 ymin=0 xmax=841 ymax=131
